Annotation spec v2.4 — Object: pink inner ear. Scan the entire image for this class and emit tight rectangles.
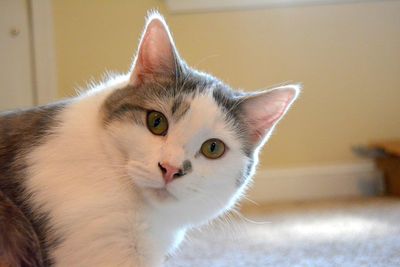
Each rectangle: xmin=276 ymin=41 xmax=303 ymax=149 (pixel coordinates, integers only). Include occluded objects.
xmin=249 ymin=102 xmax=287 ymax=143
xmin=140 ymin=21 xmax=173 ymax=71
xmin=130 ymin=17 xmax=176 ymax=86
xmin=244 ymin=89 xmax=297 ymax=144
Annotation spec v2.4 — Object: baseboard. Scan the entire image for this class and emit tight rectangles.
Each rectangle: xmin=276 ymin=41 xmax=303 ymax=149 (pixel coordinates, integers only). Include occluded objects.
xmin=247 ymin=161 xmax=384 ymax=203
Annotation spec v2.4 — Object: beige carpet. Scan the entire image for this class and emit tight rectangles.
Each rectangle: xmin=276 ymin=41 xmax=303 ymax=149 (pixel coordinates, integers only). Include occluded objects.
xmin=165 ymin=197 xmax=400 ymax=267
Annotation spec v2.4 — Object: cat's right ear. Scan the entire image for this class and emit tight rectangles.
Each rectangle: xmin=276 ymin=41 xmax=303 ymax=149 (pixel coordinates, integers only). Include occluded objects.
xmin=129 ymin=13 xmax=181 ymax=87
xmin=239 ymin=84 xmax=301 ymax=149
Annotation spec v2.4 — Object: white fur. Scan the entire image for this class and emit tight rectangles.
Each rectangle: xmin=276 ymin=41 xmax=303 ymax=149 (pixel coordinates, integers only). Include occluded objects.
xmin=25 ymin=77 xmax=251 ymax=267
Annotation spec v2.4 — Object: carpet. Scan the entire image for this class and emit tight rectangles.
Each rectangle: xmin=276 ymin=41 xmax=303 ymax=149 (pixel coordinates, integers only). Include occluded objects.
xmin=165 ymin=197 xmax=400 ymax=267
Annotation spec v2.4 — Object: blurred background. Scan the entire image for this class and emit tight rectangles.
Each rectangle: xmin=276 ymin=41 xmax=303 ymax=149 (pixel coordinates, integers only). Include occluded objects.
xmin=1 ymin=0 xmax=400 ymax=265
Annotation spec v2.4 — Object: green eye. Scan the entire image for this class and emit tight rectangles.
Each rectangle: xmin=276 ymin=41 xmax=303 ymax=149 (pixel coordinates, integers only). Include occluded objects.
xmin=147 ymin=111 xmax=168 ymax=136
xmin=201 ymin=139 xmax=225 ymax=159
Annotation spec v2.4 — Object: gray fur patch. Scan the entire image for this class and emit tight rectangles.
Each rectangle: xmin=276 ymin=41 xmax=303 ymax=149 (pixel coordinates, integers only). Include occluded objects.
xmin=171 ymin=97 xmax=190 ymax=121
xmin=182 ymin=160 xmax=192 ymax=174
xmin=0 ymin=191 xmax=43 ymax=267
xmin=0 ymin=101 xmax=68 ymax=266
xmin=106 ymin=103 xmax=146 ymax=126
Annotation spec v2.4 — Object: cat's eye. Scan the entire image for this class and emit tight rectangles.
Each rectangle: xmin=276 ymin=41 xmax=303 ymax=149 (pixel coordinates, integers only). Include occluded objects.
xmin=147 ymin=111 xmax=168 ymax=136
xmin=201 ymin=139 xmax=225 ymax=159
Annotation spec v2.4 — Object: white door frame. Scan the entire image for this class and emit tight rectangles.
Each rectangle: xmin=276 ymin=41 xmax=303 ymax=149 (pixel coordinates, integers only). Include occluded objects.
xmin=28 ymin=0 xmax=57 ymax=105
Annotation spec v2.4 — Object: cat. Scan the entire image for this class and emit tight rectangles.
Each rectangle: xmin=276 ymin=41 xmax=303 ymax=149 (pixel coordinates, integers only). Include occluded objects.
xmin=0 ymin=12 xmax=300 ymax=267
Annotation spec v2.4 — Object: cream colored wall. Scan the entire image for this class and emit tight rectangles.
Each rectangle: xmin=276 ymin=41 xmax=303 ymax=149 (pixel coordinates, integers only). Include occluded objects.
xmin=52 ymin=0 xmax=400 ymax=168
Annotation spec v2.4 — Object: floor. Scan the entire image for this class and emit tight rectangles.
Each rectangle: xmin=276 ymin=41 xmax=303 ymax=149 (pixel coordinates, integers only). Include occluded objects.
xmin=165 ymin=197 xmax=400 ymax=267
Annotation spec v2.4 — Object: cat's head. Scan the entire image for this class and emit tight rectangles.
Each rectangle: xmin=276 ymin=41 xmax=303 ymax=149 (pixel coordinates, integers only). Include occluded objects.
xmin=101 ymin=13 xmax=299 ymax=225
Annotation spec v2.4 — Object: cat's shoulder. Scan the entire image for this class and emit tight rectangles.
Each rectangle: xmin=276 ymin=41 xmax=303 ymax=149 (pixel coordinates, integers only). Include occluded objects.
xmin=0 ymin=190 xmax=43 ymax=267
xmin=0 ymin=101 xmax=71 ymax=151
xmin=0 ymin=100 xmax=68 ymax=128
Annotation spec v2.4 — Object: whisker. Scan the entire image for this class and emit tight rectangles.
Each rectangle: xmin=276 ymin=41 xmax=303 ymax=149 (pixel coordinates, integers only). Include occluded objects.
xmin=242 ymin=195 xmax=260 ymax=206
xmin=230 ymin=209 xmax=271 ymax=225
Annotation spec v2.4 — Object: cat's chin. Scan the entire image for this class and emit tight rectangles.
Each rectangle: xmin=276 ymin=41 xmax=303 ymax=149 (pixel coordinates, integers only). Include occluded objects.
xmin=144 ymin=187 xmax=178 ymax=203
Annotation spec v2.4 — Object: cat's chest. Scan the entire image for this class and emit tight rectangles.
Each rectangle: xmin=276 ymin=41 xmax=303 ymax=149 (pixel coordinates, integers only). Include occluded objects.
xmin=23 ymin=113 xmax=185 ymax=266
xmin=25 ymin=155 xmax=174 ymax=266
xmin=51 ymin=205 xmax=178 ymax=267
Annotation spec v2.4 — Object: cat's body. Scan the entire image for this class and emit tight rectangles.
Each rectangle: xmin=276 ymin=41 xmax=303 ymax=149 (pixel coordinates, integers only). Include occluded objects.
xmin=0 ymin=102 xmax=67 ymax=266
xmin=0 ymin=80 xmax=182 ymax=266
xmin=0 ymin=13 xmax=299 ymax=267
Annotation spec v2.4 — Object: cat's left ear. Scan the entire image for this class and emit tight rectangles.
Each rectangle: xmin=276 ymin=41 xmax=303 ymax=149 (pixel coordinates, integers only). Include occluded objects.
xmin=129 ymin=13 xmax=182 ymax=86
xmin=239 ymin=85 xmax=301 ymax=148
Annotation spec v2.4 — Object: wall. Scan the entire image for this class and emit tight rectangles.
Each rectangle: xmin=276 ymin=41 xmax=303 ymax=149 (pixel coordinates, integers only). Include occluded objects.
xmin=52 ymin=0 xmax=400 ymax=169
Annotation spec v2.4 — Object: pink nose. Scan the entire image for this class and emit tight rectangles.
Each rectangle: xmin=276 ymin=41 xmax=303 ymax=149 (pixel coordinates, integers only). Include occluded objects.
xmin=158 ymin=162 xmax=183 ymax=184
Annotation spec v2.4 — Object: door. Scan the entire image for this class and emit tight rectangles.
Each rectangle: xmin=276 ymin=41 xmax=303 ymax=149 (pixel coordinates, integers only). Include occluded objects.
xmin=0 ymin=0 xmax=35 ymax=111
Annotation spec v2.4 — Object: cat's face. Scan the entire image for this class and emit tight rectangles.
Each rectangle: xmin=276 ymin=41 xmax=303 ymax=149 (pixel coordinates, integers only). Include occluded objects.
xmin=104 ymin=88 xmax=249 ymax=222
xmin=101 ymin=13 xmax=299 ymax=225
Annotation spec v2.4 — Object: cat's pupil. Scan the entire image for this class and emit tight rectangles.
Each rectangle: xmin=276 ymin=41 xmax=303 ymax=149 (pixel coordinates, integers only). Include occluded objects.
xmin=210 ymin=142 xmax=216 ymax=152
xmin=154 ymin=117 xmax=161 ymax=128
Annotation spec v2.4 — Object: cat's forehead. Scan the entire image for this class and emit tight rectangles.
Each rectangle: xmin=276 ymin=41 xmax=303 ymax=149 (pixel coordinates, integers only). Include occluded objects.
xmin=103 ymin=70 xmax=240 ymax=120
xmin=166 ymin=93 xmax=243 ymax=155
xmin=101 ymin=71 xmax=248 ymax=144
xmin=152 ymin=85 xmax=233 ymax=133
xmin=172 ymin=93 xmax=226 ymax=130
